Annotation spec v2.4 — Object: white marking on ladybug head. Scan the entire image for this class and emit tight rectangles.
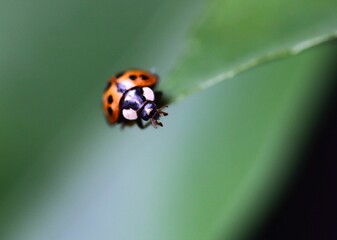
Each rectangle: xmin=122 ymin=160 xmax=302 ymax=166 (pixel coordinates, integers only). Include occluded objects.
xmin=145 ymin=107 xmax=153 ymax=115
xmin=122 ymin=109 xmax=138 ymax=120
xmin=142 ymin=87 xmax=155 ymax=101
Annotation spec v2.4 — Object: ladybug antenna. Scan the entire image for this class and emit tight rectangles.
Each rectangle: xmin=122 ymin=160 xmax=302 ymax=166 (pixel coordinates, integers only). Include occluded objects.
xmin=158 ymin=106 xmax=168 ymax=116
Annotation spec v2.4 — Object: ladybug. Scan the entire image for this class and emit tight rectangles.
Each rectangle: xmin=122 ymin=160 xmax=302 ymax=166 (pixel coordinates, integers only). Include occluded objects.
xmin=102 ymin=69 xmax=168 ymax=128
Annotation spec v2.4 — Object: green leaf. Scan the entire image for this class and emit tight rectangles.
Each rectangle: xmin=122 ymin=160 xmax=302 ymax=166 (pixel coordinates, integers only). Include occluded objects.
xmin=0 ymin=1 xmax=336 ymax=240
xmin=161 ymin=0 xmax=337 ymax=102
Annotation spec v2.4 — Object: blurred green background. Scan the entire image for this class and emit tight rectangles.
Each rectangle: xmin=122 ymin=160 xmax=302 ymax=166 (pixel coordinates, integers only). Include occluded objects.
xmin=0 ymin=0 xmax=336 ymax=240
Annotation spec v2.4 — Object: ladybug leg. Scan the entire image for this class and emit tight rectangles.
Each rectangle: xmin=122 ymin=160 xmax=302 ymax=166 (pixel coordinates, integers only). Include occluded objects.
xmin=136 ymin=118 xmax=143 ymax=128
xmin=158 ymin=106 xmax=168 ymax=117
xmin=137 ymin=118 xmax=151 ymax=129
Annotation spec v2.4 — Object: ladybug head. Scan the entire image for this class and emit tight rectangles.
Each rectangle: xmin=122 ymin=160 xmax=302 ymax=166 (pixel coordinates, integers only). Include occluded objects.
xmin=140 ymin=102 xmax=168 ymax=128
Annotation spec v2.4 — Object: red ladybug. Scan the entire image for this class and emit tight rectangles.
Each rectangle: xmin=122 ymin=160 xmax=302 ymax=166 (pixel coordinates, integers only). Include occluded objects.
xmin=102 ymin=69 xmax=168 ymax=128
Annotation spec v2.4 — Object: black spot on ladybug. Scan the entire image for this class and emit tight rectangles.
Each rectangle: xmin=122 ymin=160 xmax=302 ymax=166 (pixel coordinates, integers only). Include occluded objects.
xmin=140 ymin=74 xmax=149 ymax=80
xmin=107 ymin=107 xmax=113 ymax=115
xmin=115 ymin=71 xmax=125 ymax=78
xmin=129 ymin=75 xmax=137 ymax=80
xmin=104 ymin=81 xmax=111 ymax=92
xmin=108 ymin=95 xmax=113 ymax=104
xmin=117 ymin=83 xmax=126 ymax=93
xmin=136 ymin=88 xmax=146 ymax=101
xmin=134 ymin=87 xmax=146 ymax=101
xmin=135 ymin=87 xmax=144 ymax=95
